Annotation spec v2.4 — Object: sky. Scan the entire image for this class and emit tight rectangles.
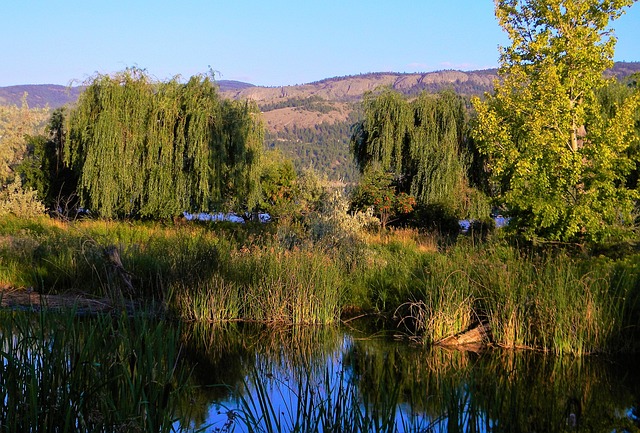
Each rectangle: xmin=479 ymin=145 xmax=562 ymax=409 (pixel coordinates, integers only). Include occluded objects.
xmin=2 ymin=1 xmax=639 ymax=87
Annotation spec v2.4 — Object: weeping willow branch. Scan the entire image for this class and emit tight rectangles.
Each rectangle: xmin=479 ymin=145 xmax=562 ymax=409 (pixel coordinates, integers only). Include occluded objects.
xmin=351 ymin=89 xmax=474 ymax=218
xmin=64 ymin=68 xmax=263 ymax=219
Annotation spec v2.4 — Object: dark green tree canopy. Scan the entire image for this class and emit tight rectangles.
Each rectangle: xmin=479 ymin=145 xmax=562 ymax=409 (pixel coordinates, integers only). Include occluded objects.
xmin=65 ymin=69 xmax=263 ymax=219
xmin=17 ymin=108 xmax=79 ymax=216
xmin=351 ymin=89 xmax=483 ymax=219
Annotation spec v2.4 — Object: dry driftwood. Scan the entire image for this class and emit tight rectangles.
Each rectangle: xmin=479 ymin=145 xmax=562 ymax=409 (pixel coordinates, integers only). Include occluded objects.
xmin=103 ymin=245 xmax=135 ymax=296
xmin=436 ymin=321 xmax=492 ymax=351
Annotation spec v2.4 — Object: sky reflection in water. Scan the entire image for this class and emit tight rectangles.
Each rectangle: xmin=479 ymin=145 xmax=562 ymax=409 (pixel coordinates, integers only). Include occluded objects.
xmin=177 ymin=323 xmax=640 ymax=433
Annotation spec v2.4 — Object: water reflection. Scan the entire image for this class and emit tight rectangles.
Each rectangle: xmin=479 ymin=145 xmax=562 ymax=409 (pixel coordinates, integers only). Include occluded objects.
xmin=178 ymin=322 xmax=640 ymax=432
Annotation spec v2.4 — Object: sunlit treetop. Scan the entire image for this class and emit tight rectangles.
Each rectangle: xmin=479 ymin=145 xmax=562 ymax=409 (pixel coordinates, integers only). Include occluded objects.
xmin=473 ymin=0 xmax=640 ymax=244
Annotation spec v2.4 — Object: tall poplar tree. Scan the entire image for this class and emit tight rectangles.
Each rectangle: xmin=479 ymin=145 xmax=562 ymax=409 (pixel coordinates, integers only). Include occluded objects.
xmin=65 ymin=69 xmax=263 ymax=219
xmin=473 ymin=0 xmax=640 ymax=244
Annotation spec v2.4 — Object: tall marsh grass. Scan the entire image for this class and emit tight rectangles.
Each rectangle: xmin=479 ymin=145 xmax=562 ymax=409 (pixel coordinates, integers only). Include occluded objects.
xmin=2 ymin=215 xmax=640 ymax=353
xmin=0 ymin=310 xmax=190 ymax=432
xmin=396 ymin=242 xmax=640 ymax=354
xmin=0 ymin=216 xmax=344 ymax=324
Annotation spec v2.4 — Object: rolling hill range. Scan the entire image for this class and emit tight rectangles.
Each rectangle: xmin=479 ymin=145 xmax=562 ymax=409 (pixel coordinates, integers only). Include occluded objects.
xmin=4 ymin=63 xmax=638 ymax=130
xmin=0 ymin=69 xmax=500 ymax=110
xmin=3 ymin=62 xmax=639 ymax=181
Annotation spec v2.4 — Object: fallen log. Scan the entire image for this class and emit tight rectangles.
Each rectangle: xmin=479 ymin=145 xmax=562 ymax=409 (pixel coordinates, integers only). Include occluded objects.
xmin=435 ymin=321 xmax=492 ymax=351
xmin=0 ymin=288 xmax=135 ymax=315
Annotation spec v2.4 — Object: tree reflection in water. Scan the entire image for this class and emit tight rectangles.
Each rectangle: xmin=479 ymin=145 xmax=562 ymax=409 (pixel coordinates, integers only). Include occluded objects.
xmin=177 ymin=322 xmax=640 ymax=432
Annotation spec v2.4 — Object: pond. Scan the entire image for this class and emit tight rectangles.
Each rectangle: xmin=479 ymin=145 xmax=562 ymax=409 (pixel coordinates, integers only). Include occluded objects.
xmin=1 ymin=312 xmax=639 ymax=432
xmin=176 ymin=321 xmax=640 ymax=433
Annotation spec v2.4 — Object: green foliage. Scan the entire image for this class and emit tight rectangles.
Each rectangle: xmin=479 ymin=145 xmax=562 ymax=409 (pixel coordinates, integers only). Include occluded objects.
xmin=350 ymin=165 xmax=415 ymax=230
xmin=16 ymin=108 xmax=79 ymax=215
xmin=0 ymin=94 xmax=49 ymax=185
xmin=597 ymin=74 xmax=640 ymax=190
xmin=472 ymin=0 xmax=640 ymax=244
xmin=400 ymin=203 xmax=463 ymax=236
xmin=17 ymin=135 xmax=50 ymax=202
xmin=0 ymin=176 xmax=45 ymax=217
xmin=351 ymin=89 xmax=482 ymax=221
xmin=65 ymin=69 xmax=263 ymax=219
xmin=259 ymin=149 xmax=298 ymax=220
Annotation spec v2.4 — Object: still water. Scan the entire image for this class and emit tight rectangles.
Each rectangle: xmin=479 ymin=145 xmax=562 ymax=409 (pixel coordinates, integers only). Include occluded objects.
xmin=1 ymin=311 xmax=638 ymax=432
xmin=176 ymin=321 xmax=640 ymax=432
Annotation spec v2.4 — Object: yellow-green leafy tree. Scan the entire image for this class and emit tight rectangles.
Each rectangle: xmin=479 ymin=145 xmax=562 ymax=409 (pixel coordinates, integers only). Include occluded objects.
xmin=473 ymin=0 xmax=640 ymax=244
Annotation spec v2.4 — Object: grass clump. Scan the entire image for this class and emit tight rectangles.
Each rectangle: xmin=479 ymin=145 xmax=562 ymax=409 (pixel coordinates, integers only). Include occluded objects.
xmin=224 ymin=246 xmax=343 ymax=324
xmin=0 ymin=310 xmax=190 ymax=432
xmin=390 ymin=241 xmax=640 ymax=354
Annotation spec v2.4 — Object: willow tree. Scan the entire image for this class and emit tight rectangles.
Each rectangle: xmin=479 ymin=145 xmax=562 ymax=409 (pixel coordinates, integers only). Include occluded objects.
xmin=351 ymin=89 xmax=477 ymax=219
xmin=473 ymin=0 xmax=640 ymax=244
xmin=65 ymin=69 xmax=263 ymax=219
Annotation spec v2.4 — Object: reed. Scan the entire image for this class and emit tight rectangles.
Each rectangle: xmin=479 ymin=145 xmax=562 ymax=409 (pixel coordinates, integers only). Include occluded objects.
xmin=168 ymin=275 xmax=241 ymax=322
xmin=0 ymin=309 xmax=191 ymax=432
xmin=398 ymin=241 xmax=640 ymax=354
xmin=2 ymin=216 xmax=640 ymax=353
xmin=221 ymin=246 xmax=343 ymax=324
xmin=229 ymin=362 xmax=431 ymax=433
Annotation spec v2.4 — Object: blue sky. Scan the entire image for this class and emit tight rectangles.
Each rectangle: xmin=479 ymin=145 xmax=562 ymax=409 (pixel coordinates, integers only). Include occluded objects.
xmin=2 ymin=1 xmax=639 ymax=87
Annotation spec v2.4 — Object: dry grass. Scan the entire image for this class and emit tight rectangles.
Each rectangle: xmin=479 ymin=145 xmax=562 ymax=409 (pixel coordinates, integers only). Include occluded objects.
xmin=363 ymin=227 xmax=438 ymax=253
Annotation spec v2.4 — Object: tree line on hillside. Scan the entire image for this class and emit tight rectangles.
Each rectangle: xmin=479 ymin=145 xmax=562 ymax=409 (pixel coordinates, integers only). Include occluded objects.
xmin=265 ymin=112 xmax=360 ymax=183
xmin=260 ymin=96 xmax=361 ymax=182
xmin=259 ymin=95 xmax=338 ymax=114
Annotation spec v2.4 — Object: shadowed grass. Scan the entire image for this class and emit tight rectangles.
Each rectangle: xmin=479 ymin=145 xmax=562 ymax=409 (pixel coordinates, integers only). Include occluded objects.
xmin=0 ymin=309 xmax=191 ymax=432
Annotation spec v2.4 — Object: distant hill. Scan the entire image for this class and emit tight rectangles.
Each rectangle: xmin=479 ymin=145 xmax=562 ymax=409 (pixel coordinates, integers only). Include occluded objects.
xmin=221 ymin=69 xmax=500 ymax=103
xmin=217 ymin=80 xmax=255 ymax=92
xmin=0 ymin=80 xmax=254 ymax=109
xmin=2 ymin=62 xmax=639 ymax=182
xmin=222 ymin=62 xmax=640 ymax=103
xmin=0 ymin=85 xmax=84 ymax=109
xmin=606 ymin=61 xmax=640 ymax=79
xmin=3 ymin=62 xmax=638 ymax=110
